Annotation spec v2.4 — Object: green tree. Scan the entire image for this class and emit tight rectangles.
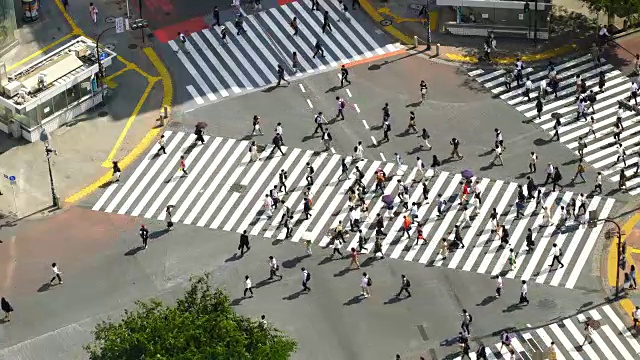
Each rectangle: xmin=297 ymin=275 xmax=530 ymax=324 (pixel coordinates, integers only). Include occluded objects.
xmin=84 ymin=274 xmax=297 ymax=360
xmin=579 ymin=0 xmax=640 ymax=25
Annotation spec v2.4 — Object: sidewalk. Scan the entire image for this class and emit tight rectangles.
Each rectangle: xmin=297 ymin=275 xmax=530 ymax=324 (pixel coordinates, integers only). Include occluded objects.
xmin=360 ymin=0 xmax=628 ymax=64
xmin=0 ymin=0 xmax=172 ymax=219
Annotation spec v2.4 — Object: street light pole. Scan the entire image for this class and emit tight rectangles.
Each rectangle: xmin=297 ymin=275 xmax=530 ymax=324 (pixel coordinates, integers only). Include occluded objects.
xmin=45 ymin=146 xmax=60 ymax=209
xmin=533 ymin=0 xmax=538 ymax=44
xmin=590 ymin=217 xmax=623 ymax=297
xmin=96 ymin=25 xmax=116 ymax=85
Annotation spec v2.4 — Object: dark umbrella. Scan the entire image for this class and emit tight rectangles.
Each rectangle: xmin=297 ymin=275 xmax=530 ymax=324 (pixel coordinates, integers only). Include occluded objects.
xmin=196 ymin=122 xmax=208 ymax=129
xmin=461 ymin=169 xmax=474 ymax=179
xmin=585 ymin=317 xmax=601 ymax=330
xmin=382 ymin=194 xmax=394 ymax=205
xmin=551 ymin=112 xmax=562 ymax=120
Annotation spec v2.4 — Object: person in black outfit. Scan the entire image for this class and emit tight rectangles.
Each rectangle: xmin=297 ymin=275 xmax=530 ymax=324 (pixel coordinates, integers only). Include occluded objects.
xmin=322 ymin=11 xmax=332 ymax=33
xmin=276 ymin=64 xmax=290 ymax=86
xmin=1 ymin=297 xmax=13 ymax=321
xmin=212 ymin=6 xmax=220 ymax=26
xmin=270 ymin=134 xmax=285 ymax=156
xmin=340 ymin=65 xmax=351 ymax=87
xmin=395 ymin=275 xmax=411 ymax=297
xmin=278 ymin=169 xmax=288 ymax=194
xmin=194 ymin=126 xmax=205 ymax=145
xmin=139 ymin=224 xmax=149 ymax=249
xmin=313 ymin=40 xmax=325 ymax=58
xmin=239 ymin=230 xmax=250 ymax=255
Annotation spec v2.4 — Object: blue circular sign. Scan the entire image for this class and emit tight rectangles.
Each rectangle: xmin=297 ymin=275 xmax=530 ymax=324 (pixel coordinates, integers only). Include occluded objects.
xmin=8 ymin=175 xmax=15 ymax=181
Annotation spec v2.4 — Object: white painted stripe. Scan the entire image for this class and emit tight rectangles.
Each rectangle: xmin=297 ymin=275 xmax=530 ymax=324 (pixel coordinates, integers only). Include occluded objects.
xmin=346 ymin=89 xmax=352 ymax=97
xmin=263 ymin=150 xmax=314 ymax=238
xmin=318 ymin=0 xmax=384 ymax=55
xmin=330 ymin=147 xmax=336 ymax=153
xmin=290 ymin=155 xmax=341 ymax=242
xmin=448 ymin=179 xmax=496 ymax=268
xmin=490 ymin=186 xmax=544 ymax=276
xmin=186 ymin=85 xmax=205 ymax=104
xmin=550 ymin=323 xmax=585 ymax=360
xmin=584 ymin=312 xmax=626 ymax=360
xmin=144 ymin=133 xmax=199 ymax=219
xmin=156 ymin=137 xmax=219 ymax=220
xmin=602 ymin=305 xmax=640 ymax=354
xmin=184 ymin=142 xmax=249 ymax=225
xmin=92 ymin=184 xmax=117 ymax=211
xmin=468 ymin=69 xmax=484 ymax=77
xmin=224 ymin=149 xmax=290 ymax=232
xmin=250 ymin=148 xmax=303 ymax=236
xmin=517 ymin=192 xmax=573 ymax=280
xmin=317 ymin=161 xmax=376 ymax=247
xmin=562 ymin=319 xmax=599 ymax=359
xmin=307 ymin=99 xmax=313 ymax=108
xmin=176 ymin=39 xmax=230 ymax=98
xmin=189 ymin=32 xmax=241 ymax=94
xmin=599 ymin=322 xmax=635 ymax=360
xmin=380 ymin=152 xmax=386 ymax=161
xmin=536 ymin=327 xmax=567 ymax=360
xmin=362 ymin=119 xmax=369 ymax=129
xmin=370 ymin=135 xmax=377 ymax=145
xmin=379 ymin=167 xmax=420 ymax=253
xmin=299 ymin=84 xmax=306 ymax=92
xmin=104 ymin=132 xmax=178 ymax=213
xmin=565 ymin=198 xmax=614 ymax=288
xmin=484 ymin=67 xmax=533 ymax=88
xmin=170 ymin=138 xmax=229 ymax=222
xmin=168 ymin=41 xmax=217 ymax=100
xmin=543 ymin=198 xmax=600 ymax=286
xmin=212 ymin=23 xmax=273 ymax=85
xmin=241 ymin=18 xmax=290 ymax=76
xmin=257 ymin=11 xmax=315 ymax=71
xmin=354 ymin=103 xmax=360 ymax=113
xmin=391 ymin=171 xmax=449 ymax=259
xmin=476 ymin=69 xmax=504 ymax=82
xmin=199 ymin=29 xmax=254 ymax=91
xmin=418 ymin=174 xmax=463 ymax=264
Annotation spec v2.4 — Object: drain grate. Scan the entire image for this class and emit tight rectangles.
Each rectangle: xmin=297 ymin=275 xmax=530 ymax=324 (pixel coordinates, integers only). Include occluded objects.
xmin=98 ymin=111 xmax=109 ymax=117
xmin=128 ymin=44 xmax=138 ymax=49
xmin=230 ymin=184 xmax=246 ymax=193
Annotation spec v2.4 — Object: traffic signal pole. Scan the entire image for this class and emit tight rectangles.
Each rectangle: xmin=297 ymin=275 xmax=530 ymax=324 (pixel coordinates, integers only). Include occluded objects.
xmin=139 ymin=0 xmax=144 ymax=44
xmin=533 ymin=0 xmax=538 ymax=44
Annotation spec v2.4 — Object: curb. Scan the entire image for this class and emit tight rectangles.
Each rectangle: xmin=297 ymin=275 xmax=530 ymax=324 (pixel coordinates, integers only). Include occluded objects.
xmin=605 ymin=212 xmax=640 ymax=325
xmin=359 ymin=0 xmax=578 ymax=64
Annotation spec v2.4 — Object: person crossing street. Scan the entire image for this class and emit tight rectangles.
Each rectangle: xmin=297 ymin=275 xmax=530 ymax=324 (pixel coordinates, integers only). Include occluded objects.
xmin=395 ymin=275 xmax=411 ymax=297
xmin=340 ymin=65 xmax=351 ymax=87
xmin=139 ymin=224 xmax=149 ymax=249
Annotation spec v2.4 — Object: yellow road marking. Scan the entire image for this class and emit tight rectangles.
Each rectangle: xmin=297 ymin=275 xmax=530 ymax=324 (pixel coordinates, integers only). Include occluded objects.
xmin=607 ymin=212 xmax=640 ymax=320
xmin=101 ymin=78 xmax=158 ymax=167
xmin=104 ymin=65 xmax=132 ymax=83
xmin=631 ymin=247 xmax=640 ymax=254
xmin=144 ymin=48 xmax=174 ymax=113
xmin=54 ymin=0 xmax=81 ymax=34
xmin=360 ymin=0 xmax=413 ymax=45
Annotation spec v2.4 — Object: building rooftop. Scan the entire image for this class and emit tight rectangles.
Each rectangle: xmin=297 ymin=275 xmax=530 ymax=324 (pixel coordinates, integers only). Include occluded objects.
xmin=0 ymin=36 xmax=116 ymax=110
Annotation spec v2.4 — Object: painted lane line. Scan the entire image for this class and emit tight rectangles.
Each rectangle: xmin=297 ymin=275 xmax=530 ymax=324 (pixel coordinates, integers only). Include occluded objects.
xmin=186 ymin=85 xmax=204 ymax=105
xmin=380 ymin=152 xmax=386 ymax=161
xmin=167 ymin=41 xmax=217 ymax=100
xmin=346 ymin=89 xmax=352 ymax=97
xmin=468 ymin=69 xmax=484 ymax=76
xmin=92 ymin=184 xmax=117 ymax=211
xmin=362 ymin=119 xmax=369 ymax=129
xmin=307 ymin=99 xmax=313 ymax=108
xmin=299 ymin=84 xmax=306 ymax=92
xmin=354 ymin=103 xmax=360 ymax=113
xmin=330 ymin=147 xmax=336 ymax=153
xmin=370 ymin=136 xmax=377 ymax=146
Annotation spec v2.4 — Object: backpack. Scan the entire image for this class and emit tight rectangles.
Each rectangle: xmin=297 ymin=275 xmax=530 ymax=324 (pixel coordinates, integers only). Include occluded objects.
xmin=306 ymin=272 xmax=311 ymax=281
xmin=354 ymin=145 xmax=358 ymax=152
xmin=403 ymin=184 xmax=409 ymax=194
xmin=309 ymin=166 xmax=315 ymax=175
xmin=468 ymin=313 xmax=473 ymax=323
xmin=367 ymin=277 xmax=372 ymax=286
xmin=405 ymin=279 xmax=411 ymax=287
xmin=340 ymin=100 xmax=346 ymax=109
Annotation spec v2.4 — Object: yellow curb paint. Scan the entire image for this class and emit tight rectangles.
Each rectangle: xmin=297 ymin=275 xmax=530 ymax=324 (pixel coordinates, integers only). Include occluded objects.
xmin=55 ymin=0 xmax=82 ymax=35
xmin=101 ymin=79 xmax=158 ymax=167
xmin=65 ymin=128 xmax=163 ymax=203
xmin=606 ymin=212 xmax=640 ymax=320
xmin=360 ymin=0 xmax=413 ymax=45
xmin=144 ymin=47 xmax=174 ymax=114
xmin=446 ymin=44 xmax=577 ymax=64
xmin=377 ymin=7 xmax=437 ymax=29
xmin=7 ymin=33 xmax=77 ymax=71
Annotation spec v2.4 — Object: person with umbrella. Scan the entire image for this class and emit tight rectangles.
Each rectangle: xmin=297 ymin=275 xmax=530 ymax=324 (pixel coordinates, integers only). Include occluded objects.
xmin=194 ymin=123 xmax=206 ymax=145
xmin=1 ymin=297 xmax=13 ymax=321
xmin=382 ymin=194 xmax=394 ymax=216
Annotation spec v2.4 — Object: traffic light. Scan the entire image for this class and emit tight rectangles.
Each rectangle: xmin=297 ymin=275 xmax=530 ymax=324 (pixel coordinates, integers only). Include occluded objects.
xmin=524 ymin=2 xmax=530 ymax=13
xmin=130 ymin=19 xmax=148 ymax=30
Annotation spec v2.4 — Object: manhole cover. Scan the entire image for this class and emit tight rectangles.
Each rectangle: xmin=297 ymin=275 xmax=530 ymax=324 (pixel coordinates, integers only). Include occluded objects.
xmin=230 ymin=184 xmax=246 ymax=192
xmin=536 ymin=298 xmax=557 ymax=310
xmin=98 ymin=111 xmax=109 ymax=117
xmin=380 ymin=19 xmax=392 ymax=26
xmin=128 ymin=44 xmax=138 ymax=49
xmin=104 ymin=43 xmax=115 ymax=51
xmin=257 ymin=145 xmax=266 ymax=152
xmin=105 ymin=16 xmax=116 ymax=23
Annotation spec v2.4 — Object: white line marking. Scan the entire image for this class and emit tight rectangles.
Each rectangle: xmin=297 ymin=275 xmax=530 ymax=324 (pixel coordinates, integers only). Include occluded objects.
xmin=330 ymin=147 xmax=336 ymax=153
xmin=362 ymin=119 xmax=369 ymax=129
xmin=299 ymin=84 xmax=306 ymax=92
xmin=92 ymin=184 xmax=117 ymax=211
xmin=370 ymin=136 xmax=377 ymax=145
xmin=307 ymin=99 xmax=313 ymax=108
xmin=186 ymin=85 xmax=204 ymax=104
xmin=468 ymin=69 xmax=484 ymax=76
xmin=346 ymin=89 xmax=352 ymax=97
xmin=354 ymin=104 xmax=360 ymax=113
xmin=380 ymin=153 xmax=386 ymax=161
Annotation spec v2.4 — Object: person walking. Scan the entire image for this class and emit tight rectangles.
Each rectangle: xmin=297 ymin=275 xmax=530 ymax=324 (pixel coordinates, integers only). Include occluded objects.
xmin=419 ymin=128 xmax=432 ymax=150
xmin=331 ymin=237 xmax=344 ymax=258
xmin=552 ymin=167 xmax=563 ymax=191
xmin=408 ymin=111 xmax=418 ymax=133
xmin=340 ymin=65 xmax=351 ymax=87
xmin=535 ymin=97 xmax=543 ymax=119
xmin=311 ymin=0 xmax=319 ymax=11
xmin=301 ymin=267 xmax=311 ymax=291
xmin=165 ymin=205 xmax=174 ymax=230
xmin=268 ymin=256 xmax=282 ymax=280
xmin=305 ymin=162 xmax=315 ymax=186
xmin=194 ymin=126 xmax=206 ymax=145
xmin=549 ymin=243 xmax=565 ymax=268
xmin=270 ymin=133 xmax=285 ymax=156
xmin=360 ymin=272 xmax=371 ymax=298
xmin=1 ymin=297 xmax=13 ymax=321
xmin=220 ymin=26 xmax=228 ymax=44
xmin=251 ymin=115 xmax=263 ymax=136
xmin=89 ymin=2 xmax=99 ymax=25
xmin=396 ymin=275 xmax=411 ymax=297
xmin=156 ymin=135 xmax=167 ymax=155
xmin=276 ymin=64 xmax=290 ymax=86
xmin=235 ymin=14 xmax=246 ymax=35
xmin=50 ymin=262 xmax=63 ymax=285
xmin=139 ymin=224 xmax=149 ymax=249
xmin=495 ymin=275 xmax=503 ymax=298
xmin=278 ymin=169 xmax=288 ymax=194
xmin=290 ymin=16 xmax=299 ymax=36
xmin=313 ymin=40 xmax=325 ymax=58
xmin=322 ymin=10 xmax=332 ymax=33
xmin=243 ymin=275 xmax=254 ymax=298
xmin=179 ymin=156 xmax=188 ymax=176
xmin=176 ymin=32 xmax=189 ymax=53
xmin=336 ymin=96 xmax=346 ymax=120
xmin=450 ymin=138 xmax=464 ymax=160
xmin=212 ymin=6 xmax=220 ymax=26
xmin=349 ymin=247 xmax=360 ymax=269
xmin=460 ymin=309 xmax=473 ymax=334
xmin=582 ymin=322 xmax=594 ymax=345
xmin=382 ymin=118 xmax=391 ymax=143
xmin=313 ymin=111 xmax=327 ymax=135
xmin=112 ymin=161 xmax=122 ymax=182
xmin=571 ymin=160 xmax=586 ymax=183
xmin=632 ymin=306 xmax=640 ymax=330
xmin=239 ymin=230 xmax=251 ymax=255
xmin=249 ymin=141 xmax=259 ymax=162
xmin=519 ymin=280 xmax=530 ymax=305
xmin=491 ymin=143 xmax=504 ymax=166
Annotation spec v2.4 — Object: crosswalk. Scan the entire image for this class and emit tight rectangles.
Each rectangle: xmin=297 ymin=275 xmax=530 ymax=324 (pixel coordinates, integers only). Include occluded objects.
xmin=169 ymin=0 xmax=399 ymax=105
xmin=452 ymin=304 xmax=640 ymax=360
xmin=468 ymin=54 xmax=640 ymax=195
xmin=91 ymin=132 xmax=616 ymax=289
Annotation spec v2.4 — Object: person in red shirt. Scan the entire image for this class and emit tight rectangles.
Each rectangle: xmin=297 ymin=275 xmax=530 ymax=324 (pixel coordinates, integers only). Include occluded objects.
xmin=403 ymin=216 xmax=412 ymax=238
xmin=349 ymin=247 xmax=360 ymax=269
xmin=179 ymin=156 xmax=188 ymax=175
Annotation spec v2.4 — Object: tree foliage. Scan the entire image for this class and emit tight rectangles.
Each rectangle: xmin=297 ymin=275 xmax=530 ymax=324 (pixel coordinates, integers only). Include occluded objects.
xmin=84 ymin=274 xmax=297 ymax=360
xmin=578 ymin=0 xmax=640 ymax=20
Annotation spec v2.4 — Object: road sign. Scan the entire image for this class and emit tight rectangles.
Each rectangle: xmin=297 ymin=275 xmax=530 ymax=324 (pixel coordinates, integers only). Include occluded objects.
xmin=115 ymin=17 xmax=124 ymax=33
xmin=99 ymin=52 xmax=108 ymax=61
xmin=8 ymin=175 xmax=15 ymax=181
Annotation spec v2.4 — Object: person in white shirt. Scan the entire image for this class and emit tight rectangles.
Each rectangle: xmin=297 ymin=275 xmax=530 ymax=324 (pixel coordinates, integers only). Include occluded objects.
xmin=524 ymin=76 xmax=533 ymax=101
xmin=301 ymin=267 xmax=311 ymax=291
xmin=50 ymin=263 xmax=63 ymax=285
xmin=394 ymin=152 xmax=403 ymax=168
xmin=616 ymin=143 xmax=627 ymax=167
xmin=549 ymin=243 xmax=565 ymax=268
xmin=582 ymin=322 xmax=594 ymax=345
xmin=410 ymin=203 xmax=419 ymax=223
xmin=275 ymin=122 xmax=283 ymax=135
xmin=360 ymin=272 xmax=371 ymax=298
xmin=177 ymin=32 xmax=189 ymax=54
xmin=89 ymin=3 xmax=99 ymax=24
xmin=260 ymin=314 xmax=267 ymax=327
xmin=542 ymin=205 xmax=553 ymax=226
xmin=587 ymin=116 xmax=597 ymax=138
xmin=268 ymin=256 xmax=282 ymax=280
xmin=349 ymin=206 xmax=361 ymax=231
xmin=519 ymin=280 xmax=529 ymax=305
xmin=416 ymin=156 xmax=424 ymax=177
xmin=630 ymin=81 xmax=638 ymax=105
xmin=576 ymin=99 xmax=587 ymax=121
xmin=594 ymin=171 xmax=603 ymax=194
xmin=263 ymin=194 xmax=273 ymax=217
xmin=243 ymin=275 xmax=254 ymax=298
xmin=529 ymin=151 xmax=538 ymax=173
xmin=539 ymin=78 xmax=547 ymax=100
xmin=332 ymin=237 xmax=343 ymax=258
xmin=459 ymin=205 xmax=472 ymax=226
xmin=492 ymin=144 xmax=503 ymax=166
xmin=632 ymin=306 xmax=640 ymax=330
xmin=354 ymin=141 xmax=364 ymax=160
xmin=544 ymin=163 xmax=554 ymax=185
xmin=495 ymin=275 xmax=503 ymax=297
